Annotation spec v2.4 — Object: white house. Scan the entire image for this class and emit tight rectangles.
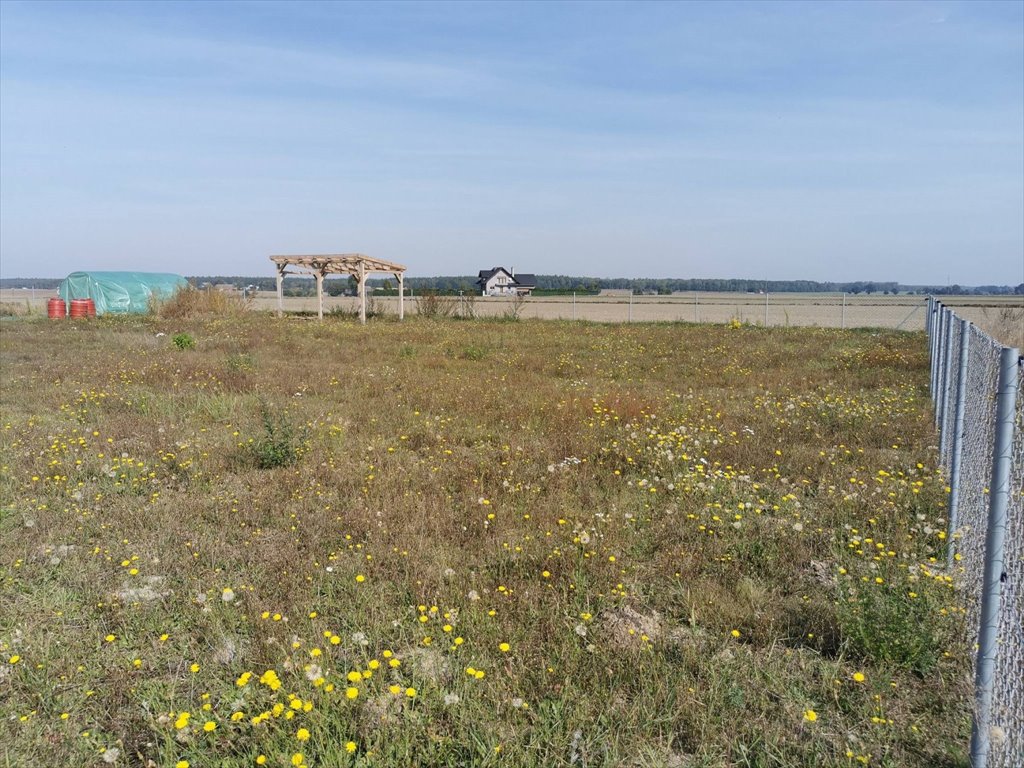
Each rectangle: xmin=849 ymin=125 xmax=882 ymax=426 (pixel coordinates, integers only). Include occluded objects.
xmin=476 ymin=267 xmax=537 ymax=297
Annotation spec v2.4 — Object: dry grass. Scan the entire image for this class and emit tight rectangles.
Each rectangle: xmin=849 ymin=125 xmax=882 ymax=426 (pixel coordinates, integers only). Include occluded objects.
xmin=0 ymin=314 xmax=972 ymax=767
xmin=154 ymin=286 xmax=252 ymax=320
xmin=0 ymin=300 xmax=31 ymax=317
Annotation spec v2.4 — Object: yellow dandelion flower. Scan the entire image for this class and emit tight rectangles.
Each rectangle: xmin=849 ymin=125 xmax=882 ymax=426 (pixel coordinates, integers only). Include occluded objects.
xmin=203 ymin=720 xmax=217 ymax=732
xmin=176 ymin=761 xmax=190 ymax=768
xmin=730 ymin=629 xmax=741 ymax=638
xmin=499 ymin=643 xmax=511 ymax=653
xmin=291 ymin=754 xmax=305 ymax=767
xmin=405 ymin=687 xmax=417 ymax=698
xmin=852 ymin=672 xmax=866 ymax=683
xmin=345 ymin=687 xmax=359 ymax=700
xmin=9 ymin=655 xmax=20 ymax=664
xmin=296 ymin=728 xmax=310 ymax=741
xmin=803 ymin=709 xmax=818 ymax=722
xmin=345 ymin=741 xmax=357 ymax=753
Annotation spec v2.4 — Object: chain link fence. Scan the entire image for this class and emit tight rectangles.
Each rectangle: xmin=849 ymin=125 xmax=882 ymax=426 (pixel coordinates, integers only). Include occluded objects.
xmin=931 ymin=298 xmax=1023 ymax=768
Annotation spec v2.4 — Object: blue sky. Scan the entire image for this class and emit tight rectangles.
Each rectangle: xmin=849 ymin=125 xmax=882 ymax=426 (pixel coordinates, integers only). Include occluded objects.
xmin=1 ymin=1 xmax=1021 ymax=283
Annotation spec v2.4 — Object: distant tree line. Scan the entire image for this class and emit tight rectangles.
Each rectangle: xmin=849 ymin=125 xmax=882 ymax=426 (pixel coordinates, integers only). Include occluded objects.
xmin=3 ymin=275 xmax=1021 ymax=296
xmin=181 ymin=275 xmax=1024 ymax=297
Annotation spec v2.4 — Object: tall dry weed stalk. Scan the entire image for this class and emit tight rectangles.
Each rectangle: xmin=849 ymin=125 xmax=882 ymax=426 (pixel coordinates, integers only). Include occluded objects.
xmin=415 ymin=290 xmax=458 ymax=318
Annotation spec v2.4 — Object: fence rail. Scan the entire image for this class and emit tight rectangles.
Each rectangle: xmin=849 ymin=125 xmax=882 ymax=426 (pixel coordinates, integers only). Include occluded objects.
xmin=930 ymin=298 xmax=1023 ymax=768
xmin=235 ymin=290 xmax=1023 ymax=338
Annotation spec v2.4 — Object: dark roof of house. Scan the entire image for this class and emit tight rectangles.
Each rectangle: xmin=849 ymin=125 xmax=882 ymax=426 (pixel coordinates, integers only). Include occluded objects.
xmin=476 ymin=267 xmax=536 ymax=288
xmin=477 ymin=267 xmax=507 ymax=282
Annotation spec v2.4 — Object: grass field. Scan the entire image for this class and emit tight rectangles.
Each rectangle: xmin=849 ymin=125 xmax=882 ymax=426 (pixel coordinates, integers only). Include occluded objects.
xmin=1 ymin=310 xmax=973 ymax=767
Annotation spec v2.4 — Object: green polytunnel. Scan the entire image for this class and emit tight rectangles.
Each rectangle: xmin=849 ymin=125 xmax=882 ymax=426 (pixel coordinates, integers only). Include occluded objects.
xmin=58 ymin=272 xmax=189 ymax=315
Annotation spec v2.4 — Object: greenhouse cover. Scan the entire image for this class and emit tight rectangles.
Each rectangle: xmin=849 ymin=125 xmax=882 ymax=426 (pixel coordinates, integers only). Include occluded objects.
xmin=58 ymin=272 xmax=188 ymax=315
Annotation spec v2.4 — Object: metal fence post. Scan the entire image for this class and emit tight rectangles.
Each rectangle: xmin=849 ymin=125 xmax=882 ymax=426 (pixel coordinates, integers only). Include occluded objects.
xmin=935 ymin=306 xmax=950 ymax=425
xmin=969 ymin=346 xmax=1020 ymax=768
xmin=572 ymin=292 xmax=576 ymax=321
xmin=946 ymin=319 xmax=971 ymax=568
xmin=842 ymin=293 xmax=847 ymax=330
xmin=926 ymin=296 xmax=934 ymax=340
xmin=931 ymin=300 xmax=941 ymax=398
xmin=938 ymin=312 xmax=955 ymax=445
xmin=694 ymin=292 xmax=699 ymax=323
xmin=764 ymin=292 xmax=769 ymax=326
xmin=929 ymin=300 xmax=937 ymax=397
xmin=628 ymin=293 xmax=633 ymax=323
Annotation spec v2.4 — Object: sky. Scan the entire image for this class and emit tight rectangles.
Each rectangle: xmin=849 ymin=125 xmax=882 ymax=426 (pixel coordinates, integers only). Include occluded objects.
xmin=1 ymin=1 xmax=1022 ymax=284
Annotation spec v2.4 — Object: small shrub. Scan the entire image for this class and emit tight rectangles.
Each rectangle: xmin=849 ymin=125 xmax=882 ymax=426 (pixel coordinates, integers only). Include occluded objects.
xmin=172 ymin=333 xmax=196 ymax=350
xmin=0 ymin=302 xmax=27 ymax=317
xmin=225 ymin=352 xmax=256 ymax=372
xmin=246 ymin=402 xmax=302 ymax=469
xmin=416 ymin=290 xmax=457 ymax=318
xmin=462 ymin=345 xmax=487 ymax=361
xmin=499 ymin=294 xmax=527 ymax=322
xmin=328 ymin=294 xmax=382 ymax=320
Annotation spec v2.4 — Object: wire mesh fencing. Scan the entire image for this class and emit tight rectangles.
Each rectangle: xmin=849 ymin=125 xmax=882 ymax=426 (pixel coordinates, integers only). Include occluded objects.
xmin=931 ymin=298 xmax=1023 ymax=768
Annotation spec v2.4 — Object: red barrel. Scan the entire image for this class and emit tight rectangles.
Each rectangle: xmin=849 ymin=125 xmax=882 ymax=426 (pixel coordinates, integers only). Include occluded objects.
xmin=47 ymin=297 xmax=66 ymax=319
xmin=69 ymin=299 xmax=95 ymax=318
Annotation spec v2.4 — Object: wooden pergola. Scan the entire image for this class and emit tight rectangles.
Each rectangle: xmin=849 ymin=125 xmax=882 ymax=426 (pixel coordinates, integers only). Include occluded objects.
xmin=269 ymin=254 xmax=407 ymax=324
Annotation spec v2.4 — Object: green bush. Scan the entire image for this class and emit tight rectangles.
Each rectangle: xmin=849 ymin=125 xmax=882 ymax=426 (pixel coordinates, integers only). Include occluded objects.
xmin=247 ymin=402 xmax=302 ymax=469
xmin=172 ymin=333 xmax=196 ymax=350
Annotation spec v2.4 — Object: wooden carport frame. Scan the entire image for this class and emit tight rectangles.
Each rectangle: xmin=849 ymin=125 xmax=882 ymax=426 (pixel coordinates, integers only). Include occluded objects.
xmin=270 ymin=254 xmax=407 ymax=324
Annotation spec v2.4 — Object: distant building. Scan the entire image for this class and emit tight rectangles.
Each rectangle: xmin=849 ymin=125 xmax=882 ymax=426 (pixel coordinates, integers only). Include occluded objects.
xmin=476 ymin=267 xmax=537 ymax=297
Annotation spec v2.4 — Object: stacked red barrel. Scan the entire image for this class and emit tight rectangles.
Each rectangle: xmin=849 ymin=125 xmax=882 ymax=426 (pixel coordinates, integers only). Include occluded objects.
xmin=48 ymin=298 xmax=67 ymax=319
xmin=69 ymin=299 xmax=96 ymax=318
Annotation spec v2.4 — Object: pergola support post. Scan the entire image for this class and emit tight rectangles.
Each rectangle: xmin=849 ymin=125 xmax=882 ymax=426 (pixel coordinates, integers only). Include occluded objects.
xmin=276 ymin=265 xmax=285 ymax=318
xmin=396 ymin=272 xmax=404 ymax=320
xmin=315 ymin=270 xmax=324 ymax=320
xmin=358 ymin=263 xmax=367 ymax=325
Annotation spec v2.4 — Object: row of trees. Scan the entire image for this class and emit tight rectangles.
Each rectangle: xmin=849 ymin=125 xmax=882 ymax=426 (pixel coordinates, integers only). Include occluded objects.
xmin=3 ymin=276 xmax=1021 ymax=296
xmin=177 ymin=276 xmax=1024 ymax=297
